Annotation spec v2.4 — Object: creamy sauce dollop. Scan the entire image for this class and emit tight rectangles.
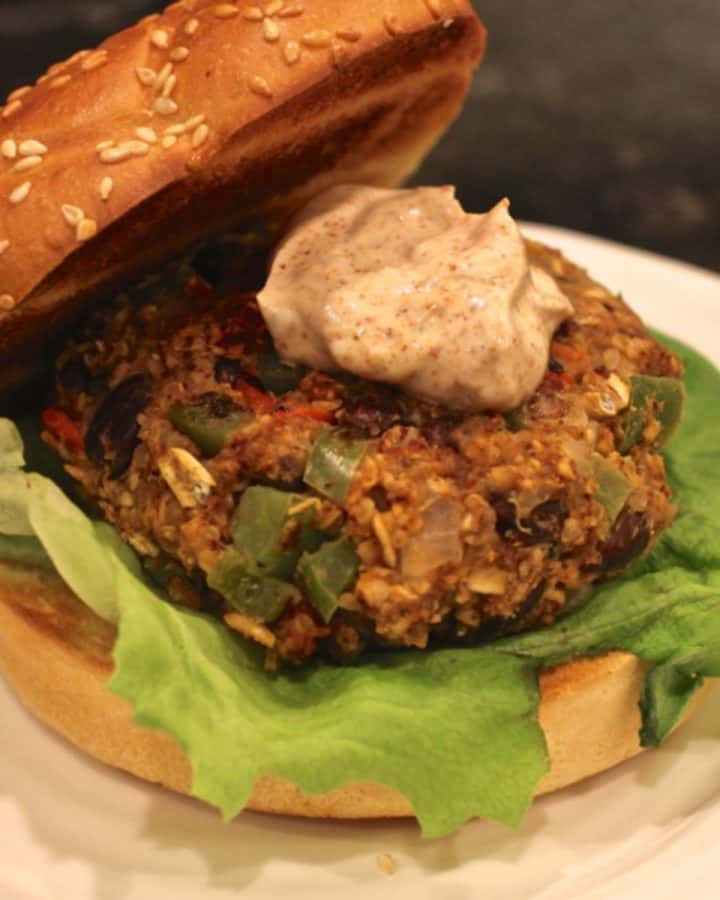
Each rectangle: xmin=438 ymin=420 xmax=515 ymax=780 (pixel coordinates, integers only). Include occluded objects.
xmin=257 ymin=185 xmax=573 ymax=412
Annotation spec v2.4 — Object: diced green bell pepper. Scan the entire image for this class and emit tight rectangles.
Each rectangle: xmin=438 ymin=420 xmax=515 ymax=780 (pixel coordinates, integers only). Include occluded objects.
xmin=169 ymin=393 xmax=250 ymax=457
xmin=303 ymin=432 xmax=368 ymax=503
xmin=592 ymin=454 xmax=631 ymax=525
xmin=258 ymin=350 xmax=307 ymax=395
xmin=230 ymin=486 xmax=317 ymax=580
xmin=504 ymin=408 xmax=527 ymax=433
xmin=297 ymin=536 xmax=359 ymax=623
xmin=208 ymin=548 xmax=298 ymax=622
xmin=620 ymin=376 xmax=686 ymax=453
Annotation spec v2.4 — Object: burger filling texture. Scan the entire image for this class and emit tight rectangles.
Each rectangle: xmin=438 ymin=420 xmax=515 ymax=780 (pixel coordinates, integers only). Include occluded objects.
xmin=1 ymin=189 xmax=719 ymax=838
xmin=41 ymin=189 xmax=683 ymax=669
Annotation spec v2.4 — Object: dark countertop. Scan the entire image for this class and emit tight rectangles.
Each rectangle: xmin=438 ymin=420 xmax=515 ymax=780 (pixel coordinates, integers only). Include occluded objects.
xmin=2 ymin=0 xmax=718 ymax=272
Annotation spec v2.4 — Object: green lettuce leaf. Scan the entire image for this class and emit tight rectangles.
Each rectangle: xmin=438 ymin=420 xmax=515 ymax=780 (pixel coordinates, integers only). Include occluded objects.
xmin=1 ymin=335 xmax=720 ymax=837
xmin=111 ymin=559 xmax=547 ymax=835
xmin=0 ymin=423 xmax=138 ymax=624
xmin=639 ymin=650 xmax=708 ymax=747
xmin=0 ymin=419 xmax=25 ymax=471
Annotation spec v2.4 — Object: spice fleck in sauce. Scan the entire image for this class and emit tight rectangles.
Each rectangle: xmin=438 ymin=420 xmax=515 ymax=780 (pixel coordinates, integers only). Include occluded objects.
xmin=258 ymin=185 xmax=573 ymax=411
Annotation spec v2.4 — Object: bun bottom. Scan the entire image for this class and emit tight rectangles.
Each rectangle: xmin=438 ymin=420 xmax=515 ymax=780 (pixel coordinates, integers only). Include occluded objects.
xmin=0 ymin=560 xmax=709 ymax=821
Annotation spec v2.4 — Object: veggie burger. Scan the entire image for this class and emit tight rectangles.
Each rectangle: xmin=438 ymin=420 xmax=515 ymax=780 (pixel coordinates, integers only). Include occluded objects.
xmin=0 ymin=0 xmax=718 ymax=838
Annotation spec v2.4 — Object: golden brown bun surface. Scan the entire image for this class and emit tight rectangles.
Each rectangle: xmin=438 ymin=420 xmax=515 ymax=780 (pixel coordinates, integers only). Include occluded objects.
xmin=0 ymin=558 xmax=708 ymax=822
xmin=0 ymin=0 xmax=485 ymax=392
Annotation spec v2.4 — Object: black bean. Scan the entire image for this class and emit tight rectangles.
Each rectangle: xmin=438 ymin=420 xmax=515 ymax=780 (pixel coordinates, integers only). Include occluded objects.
xmin=519 ymin=500 xmax=566 ymax=544
xmin=554 ymin=320 xmax=574 ymax=339
xmin=491 ymin=498 xmax=517 ymax=537
xmin=473 ymin=580 xmax=547 ymax=641
xmin=491 ymin=497 xmax=566 ymax=545
xmin=368 ymin=485 xmax=391 ymax=512
xmin=214 ymin=357 xmax=262 ymax=390
xmin=338 ymin=399 xmax=401 ymax=437
xmin=56 ymin=357 xmax=91 ymax=393
xmin=600 ymin=508 xmax=651 ymax=572
xmin=85 ymin=374 xmax=153 ymax=479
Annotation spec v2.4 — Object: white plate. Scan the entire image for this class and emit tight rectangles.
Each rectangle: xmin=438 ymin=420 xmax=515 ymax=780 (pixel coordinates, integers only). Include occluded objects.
xmin=2 ymin=225 xmax=720 ymax=900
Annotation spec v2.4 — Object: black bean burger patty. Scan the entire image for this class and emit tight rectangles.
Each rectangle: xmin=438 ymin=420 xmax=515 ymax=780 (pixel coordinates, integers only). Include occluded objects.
xmin=43 ymin=241 xmax=684 ymax=668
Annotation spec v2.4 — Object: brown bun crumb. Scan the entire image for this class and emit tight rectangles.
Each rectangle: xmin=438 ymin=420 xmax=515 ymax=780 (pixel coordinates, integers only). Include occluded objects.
xmin=0 ymin=0 xmax=485 ymax=392
xmin=0 ymin=558 xmax=710 ymax=822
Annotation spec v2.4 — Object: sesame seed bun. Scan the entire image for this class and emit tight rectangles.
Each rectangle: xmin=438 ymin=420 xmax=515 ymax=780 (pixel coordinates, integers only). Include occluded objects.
xmin=0 ymin=558 xmax=709 ymax=822
xmin=0 ymin=0 xmax=485 ymax=393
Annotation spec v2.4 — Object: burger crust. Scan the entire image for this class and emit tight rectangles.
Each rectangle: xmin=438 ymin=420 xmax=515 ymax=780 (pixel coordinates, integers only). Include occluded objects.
xmin=0 ymin=0 xmax=485 ymax=392
xmin=0 ymin=559 xmax=709 ymax=821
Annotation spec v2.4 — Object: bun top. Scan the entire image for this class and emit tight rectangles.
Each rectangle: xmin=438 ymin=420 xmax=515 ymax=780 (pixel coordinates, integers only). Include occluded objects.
xmin=0 ymin=0 xmax=485 ymax=393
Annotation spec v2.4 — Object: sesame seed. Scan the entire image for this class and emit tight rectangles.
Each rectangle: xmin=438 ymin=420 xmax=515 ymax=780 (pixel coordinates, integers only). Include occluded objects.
xmin=47 ymin=61 xmax=67 ymax=77
xmin=96 ymin=140 xmax=114 ymax=151
xmin=184 ymin=18 xmax=200 ymax=35
xmin=170 ymin=46 xmax=190 ymax=62
xmin=278 ymin=4 xmax=303 ymax=16
xmin=122 ymin=140 xmax=151 ymax=156
xmin=7 ymin=86 xmax=31 ymax=103
xmin=68 ymin=49 xmax=90 ymax=64
xmin=155 ymin=62 xmax=174 ymax=92
xmin=384 ymin=14 xmax=401 ymax=35
xmin=61 ymin=204 xmax=84 ymax=226
xmin=191 ymin=123 xmax=209 ymax=148
xmin=161 ymin=135 xmax=178 ymax=149
xmin=151 ymin=29 xmax=170 ymax=49
xmin=162 ymin=74 xmax=178 ymax=98
xmin=154 ymin=97 xmax=179 ymax=116
xmin=2 ymin=100 xmax=22 ymax=119
xmin=81 ymin=51 xmax=109 ymax=72
xmin=19 ymin=139 xmax=48 ymax=156
xmin=443 ymin=17 xmax=454 ymax=28
xmin=1 ymin=140 xmax=17 ymax=160
xmin=0 ymin=294 xmax=16 ymax=311
xmin=100 ymin=146 xmax=131 ymax=163
xmin=136 ymin=126 xmax=158 ymax=144
xmin=184 ymin=113 xmax=206 ymax=129
xmin=13 ymin=155 xmax=42 ymax=173
xmin=283 ymin=41 xmax=301 ymax=64
xmin=50 ymin=75 xmax=72 ymax=89
xmin=336 ymin=28 xmax=361 ymax=42
xmin=0 ymin=240 xmax=9 ymax=256
xmin=248 ymin=75 xmax=272 ymax=97
xmin=9 ymin=181 xmax=31 ymax=204
xmin=76 ymin=218 xmax=98 ymax=242
xmin=301 ymin=30 xmax=332 ymax=48
xmin=424 ymin=0 xmax=443 ymax=18
xmin=242 ymin=6 xmax=264 ymax=20
xmin=265 ymin=0 xmax=284 ymax=14
xmin=214 ymin=4 xmax=239 ymax=18
xmin=263 ymin=18 xmax=280 ymax=41
xmin=99 ymin=176 xmax=113 ymax=201
xmin=164 ymin=123 xmax=187 ymax=136
xmin=136 ymin=67 xmax=157 ymax=87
